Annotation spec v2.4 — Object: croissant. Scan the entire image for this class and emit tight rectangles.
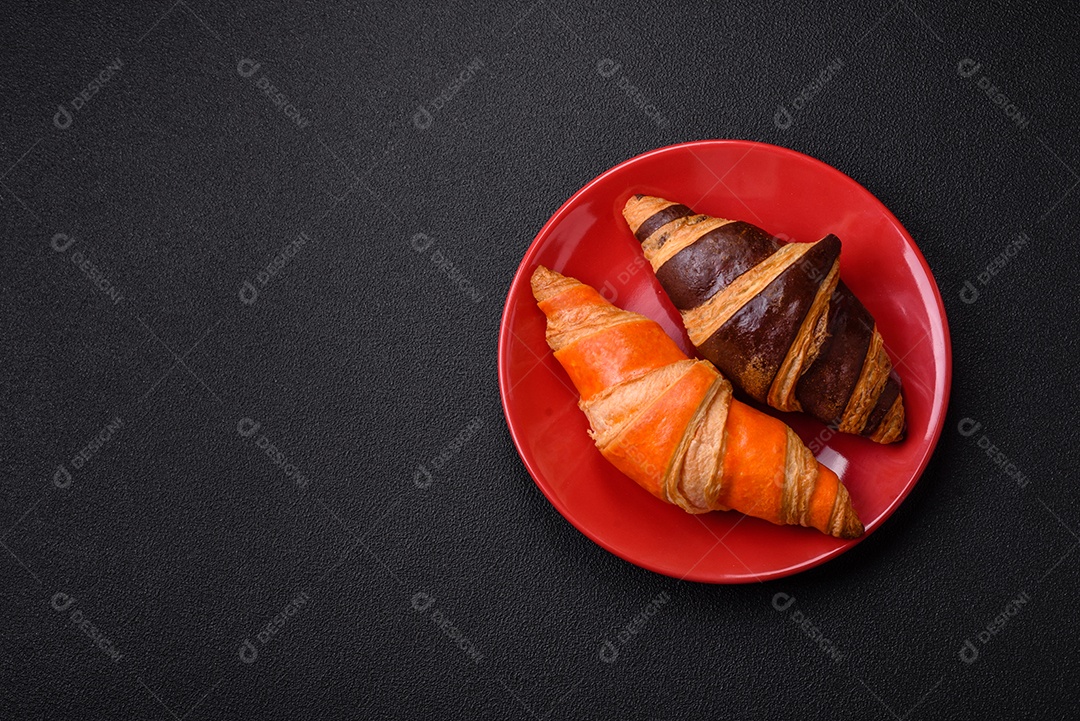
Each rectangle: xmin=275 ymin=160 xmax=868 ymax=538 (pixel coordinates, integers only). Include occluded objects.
xmin=622 ymin=195 xmax=905 ymax=444
xmin=531 ymin=265 xmax=863 ymax=539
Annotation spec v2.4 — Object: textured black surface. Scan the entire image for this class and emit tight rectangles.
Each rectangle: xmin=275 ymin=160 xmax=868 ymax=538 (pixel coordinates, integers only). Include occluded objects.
xmin=2 ymin=1 xmax=1079 ymax=718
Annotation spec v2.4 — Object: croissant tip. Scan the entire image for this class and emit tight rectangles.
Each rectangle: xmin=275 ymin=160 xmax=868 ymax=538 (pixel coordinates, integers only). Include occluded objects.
xmin=825 ymin=481 xmax=864 ymax=539
xmin=837 ymin=518 xmax=865 ymax=540
xmin=531 ymin=263 xmax=551 ymax=283
xmin=827 ymin=505 xmax=864 ymax=539
xmin=622 ymin=191 xmax=669 ymax=213
xmin=622 ymin=195 xmax=683 ymax=241
xmin=623 ymin=193 xmax=670 ymax=210
xmin=530 ymin=265 xmax=552 ymax=296
xmin=862 ymin=387 xmax=907 ymax=444
xmin=531 ymin=265 xmax=578 ymax=302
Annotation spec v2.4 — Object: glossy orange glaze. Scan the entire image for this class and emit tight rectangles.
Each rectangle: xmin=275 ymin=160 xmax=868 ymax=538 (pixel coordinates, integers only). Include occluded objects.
xmin=716 ymin=400 xmax=787 ymax=524
xmin=539 ymin=281 xmax=679 ymax=400
xmin=599 ymin=362 xmax=717 ymax=500
xmin=807 ymin=465 xmax=840 ymax=532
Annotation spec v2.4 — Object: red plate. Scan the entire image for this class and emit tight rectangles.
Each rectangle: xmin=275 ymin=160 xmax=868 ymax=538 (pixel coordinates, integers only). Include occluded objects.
xmin=497 ymin=140 xmax=951 ymax=583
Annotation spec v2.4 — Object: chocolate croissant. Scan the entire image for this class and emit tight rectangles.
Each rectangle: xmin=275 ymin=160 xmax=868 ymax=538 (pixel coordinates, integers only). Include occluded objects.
xmin=532 ymin=266 xmax=863 ymax=538
xmin=622 ymin=196 xmax=904 ymax=444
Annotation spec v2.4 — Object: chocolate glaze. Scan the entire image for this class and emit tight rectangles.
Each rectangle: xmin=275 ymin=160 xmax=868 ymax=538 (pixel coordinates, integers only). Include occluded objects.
xmin=795 ymin=281 xmax=873 ymax=425
xmin=696 ymin=236 xmax=841 ymax=402
xmin=633 ymin=204 xmax=694 ymax=243
xmin=654 ymin=222 xmax=782 ymax=310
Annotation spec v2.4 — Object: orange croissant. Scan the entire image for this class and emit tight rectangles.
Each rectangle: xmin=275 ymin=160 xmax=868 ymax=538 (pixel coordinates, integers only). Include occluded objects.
xmin=532 ymin=265 xmax=863 ymax=539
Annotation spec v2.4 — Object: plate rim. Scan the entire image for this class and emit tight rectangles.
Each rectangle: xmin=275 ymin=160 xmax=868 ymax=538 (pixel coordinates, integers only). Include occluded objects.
xmin=497 ymin=138 xmax=953 ymax=583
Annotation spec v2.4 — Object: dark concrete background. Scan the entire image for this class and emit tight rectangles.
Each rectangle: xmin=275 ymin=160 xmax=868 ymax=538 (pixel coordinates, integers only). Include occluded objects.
xmin=2 ymin=0 xmax=1078 ymax=718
